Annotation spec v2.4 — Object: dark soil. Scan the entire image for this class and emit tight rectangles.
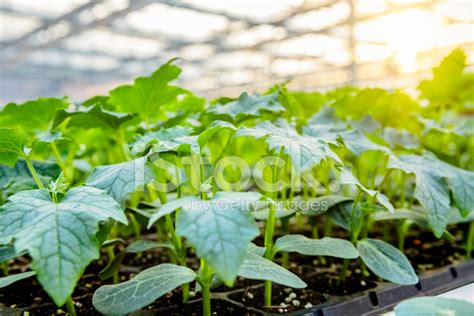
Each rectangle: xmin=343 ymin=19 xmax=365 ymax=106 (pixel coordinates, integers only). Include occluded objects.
xmin=307 ymin=271 xmax=377 ymax=296
xmin=229 ymin=284 xmax=326 ymax=314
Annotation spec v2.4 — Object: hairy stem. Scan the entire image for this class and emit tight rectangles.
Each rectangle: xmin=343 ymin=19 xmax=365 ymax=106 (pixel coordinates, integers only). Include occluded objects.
xmin=25 ymin=156 xmax=45 ymax=189
xmin=264 ymin=147 xmax=285 ymax=307
xmin=65 ymin=296 xmax=76 ymax=316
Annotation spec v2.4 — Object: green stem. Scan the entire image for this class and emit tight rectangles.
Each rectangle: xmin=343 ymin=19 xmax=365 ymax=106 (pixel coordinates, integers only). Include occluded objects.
xmin=106 ymin=247 xmax=119 ymax=284
xmin=25 ymin=156 xmax=45 ymax=189
xmin=281 ymin=218 xmax=290 ymax=269
xmin=116 ymin=127 xmax=130 ymax=162
xmin=340 ymin=190 xmax=362 ymax=283
xmin=51 ymin=142 xmax=69 ymax=180
xmin=2 ymin=263 xmax=8 ymax=276
xmin=65 ymin=296 xmax=76 ymax=316
xmin=467 ymin=221 xmax=474 ymax=260
xmin=264 ymin=147 xmax=285 ymax=307
xmin=128 ymin=213 xmax=141 ymax=240
xmin=200 ymin=259 xmax=212 ymax=316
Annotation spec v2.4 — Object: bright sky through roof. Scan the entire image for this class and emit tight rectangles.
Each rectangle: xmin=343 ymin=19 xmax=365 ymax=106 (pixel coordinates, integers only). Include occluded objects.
xmin=0 ymin=0 xmax=473 ymax=101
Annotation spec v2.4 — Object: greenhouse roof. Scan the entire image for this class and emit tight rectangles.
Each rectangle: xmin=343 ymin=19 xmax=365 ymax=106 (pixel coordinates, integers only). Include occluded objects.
xmin=0 ymin=0 xmax=472 ymax=102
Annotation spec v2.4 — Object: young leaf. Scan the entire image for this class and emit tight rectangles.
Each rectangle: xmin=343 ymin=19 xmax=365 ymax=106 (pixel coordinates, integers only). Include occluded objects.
xmin=197 ymin=120 xmax=237 ymax=149
xmin=382 ymin=127 xmax=419 ymax=150
xmin=175 ymin=191 xmax=261 ymax=285
xmin=388 ymin=154 xmax=473 ymax=236
xmin=0 ymin=128 xmax=27 ymax=166
xmin=0 ymin=187 xmax=128 ymax=306
xmin=340 ymin=168 xmax=394 ymax=213
xmin=300 ymin=195 xmax=353 ymax=217
xmin=208 ymin=91 xmax=284 ymax=121
xmin=86 ymin=157 xmax=154 ymax=204
xmin=0 ymin=98 xmax=68 ymax=131
xmin=130 ymin=125 xmax=194 ymax=156
xmin=357 ymin=238 xmax=418 ymax=285
xmin=394 ymin=297 xmax=474 ymax=316
xmin=52 ymin=105 xmax=134 ymax=129
xmin=237 ymin=120 xmax=342 ymax=174
xmin=0 ymin=271 xmax=36 ymax=288
xmin=93 ymin=264 xmax=196 ymax=315
xmin=238 ymin=252 xmax=306 ymax=288
xmin=273 ymin=235 xmax=359 ymax=259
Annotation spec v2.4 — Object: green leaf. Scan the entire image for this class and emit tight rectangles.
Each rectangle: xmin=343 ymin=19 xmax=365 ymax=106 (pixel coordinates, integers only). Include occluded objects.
xmin=237 ymin=252 xmax=306 ymax=288
xmin=357 ymin=238 xmax=418 ymax=285
xmin=0 ymin=159 xmax=60 ymax=193
xmin=382 ymin=127 xmax=419 ymax=150
xmin=0 ymin=187 xmax=127 ymax=305
xmin=339 ymin=130 xmax=392 ymax=157
xmin=370 ymin=208 xmax=428 ymax=228
xmin=52 ymin=105 xmax=134 ymax=129
xmin=340 ymin=168 xmax=394 ymax=213
xmin=387 ymin=154 xmax=473 ymax=236
xmin=197 ymin=120 xmax=237 ymax=149
xmin=274 ymin=235 xmax=359 ymax=259
xmin=130 ymin=125 xmax=194 ymax=156
xmin=147 ymin=196 xmax=201 ymax=228
xmin=208 ymin=91 xmax=284 ymax=121
xmin=0 ymin=98 xmax=68 ymax=131
xmin=175 ymin=191 xmax=261 ymax=285
xmin=99 ymin=240 xmax=173 ymax=280
xmin=0 ymin=128 xmax=27 ymax=166
xmin=0 ymin=271 xmax=36 ymax=288
xmin=237 ymin=120 xmax=342 ymax=174
xmin=0 ymin=245 xmax=26 ymax=263
xmin=394 ymin=297 xmax=474 ymax=316
xmin=93 ymin=264 xmax=196 ymax=315
xmin=418 ymin=48 xmax=469 ymax=107
xmin=108 ymin=60 xmax=191 ymax=121
xmin=86 ymin=157 xmax=154 ymax=204
xmin=328 ymin=201 xmax=356 ymax=231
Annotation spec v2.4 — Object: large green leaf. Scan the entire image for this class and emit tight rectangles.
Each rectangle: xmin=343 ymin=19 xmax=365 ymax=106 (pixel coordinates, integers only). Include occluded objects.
xmin=237 ymin=120 xmax=342 ymax=174
xmin=357 ymin=238 xmax=418 ymax=285
xmin=237 ymin=252 xmax=306 ymax=288
xmin=93 ymin=264 xmax=196 ymax=315
xmin=273 ymin=235 xmax=359 ymax=259
xmin=0 ymin=128 xmax=27 ymax=166
xmin=86 ymin=157 xmax=154 ymax=204
xmin=0 ymin=98 xmax=68 ymax=131
xmin=175 ymin=191 xmax=261 ymax=285
xmin=208 ymin=91 xmax=284 ymax=121
xmin=340 ymin=168 xmax=394 ymax=213
xmin=52 ymin=105 xmax=134 ymax=129
xmin=395 ymin=297 xmax=474 ymax=316
xmin=0 ymin=187 xmax=127 ymax=306
xmin=108 ymin=60 xmax=192 ymax=122
xmin=388 ymin=154 xmax=473 ymax=236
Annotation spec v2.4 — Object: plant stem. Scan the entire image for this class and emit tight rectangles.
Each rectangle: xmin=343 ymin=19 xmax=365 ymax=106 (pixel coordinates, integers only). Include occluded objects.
xmin=65 ymin=296 xmax=76 ymax=316
xmin=116 ymin=127 xmax=130 ymax=162
xmin=51 ymin=142 xmax=69 ymax=180
xmin=467 ymin=221 xmax=474 ymax=259
xmin=200 ymin=259 xmax=212 ymax=316
xmin=340 ymin=190 xmax=362 ymax=283
xmin=281 ymin=217 xmax=290 ymax=269
xmin=263 ymin=147 xmax=285 ymax=307
xmin=25 ymin=156 xmax=45 ymax=189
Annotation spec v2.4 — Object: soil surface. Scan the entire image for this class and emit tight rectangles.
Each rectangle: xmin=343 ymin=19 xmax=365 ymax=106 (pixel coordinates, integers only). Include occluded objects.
xmin=229 ymin=284 xmax=326 ymax=314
